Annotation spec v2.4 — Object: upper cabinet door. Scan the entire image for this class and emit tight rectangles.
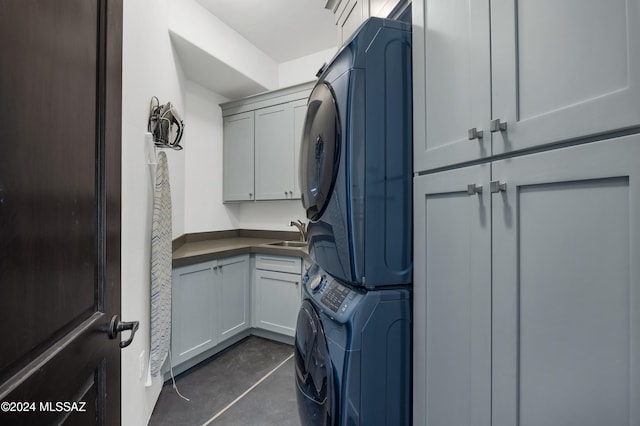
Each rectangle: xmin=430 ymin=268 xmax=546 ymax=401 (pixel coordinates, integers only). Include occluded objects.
xmin=414 ymin=0 xmax=492 ymax=172
xmin=255 ymin=103 xmax=295 ymax=200
xmin=337 ymin=0 xmax=366 ymax=44
xmin=491 ymin=0 xmax=640 ymax=155
xmin=223 ymin=111 xmax=254 ymax=202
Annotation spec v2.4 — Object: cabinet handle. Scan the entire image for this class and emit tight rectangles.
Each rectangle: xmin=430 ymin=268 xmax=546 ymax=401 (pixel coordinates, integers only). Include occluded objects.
xmin=295 ymin=281 xmax=299 ymax=286
xmin=490 ymin=181 xmax=507 ymax=193
xmin=490 ymin=118 xmax=507 ymax=132
xmin=467 ymin=184 xmax=483 ymax=195
xmin=467 ymin=127 xmax=484 ymax=140
xmin=249 ymin=193 xmax=253 ymax=198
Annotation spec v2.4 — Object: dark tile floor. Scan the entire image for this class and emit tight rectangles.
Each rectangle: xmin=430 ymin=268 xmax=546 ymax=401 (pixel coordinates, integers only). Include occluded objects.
xmin=149 ymin=336 xmax=301 ymax=426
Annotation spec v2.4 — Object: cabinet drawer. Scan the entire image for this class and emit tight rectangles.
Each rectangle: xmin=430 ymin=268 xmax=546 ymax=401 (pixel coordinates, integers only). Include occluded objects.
xmin=255 ymin=254 xmax=301 ymax=275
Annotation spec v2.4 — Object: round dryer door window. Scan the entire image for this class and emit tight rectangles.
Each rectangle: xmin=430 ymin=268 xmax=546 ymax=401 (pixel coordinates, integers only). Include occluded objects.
xmin=294 ymin=300 xmax=335 ymax=425
xmin=300 ymin=82 xmax=341 ymax=221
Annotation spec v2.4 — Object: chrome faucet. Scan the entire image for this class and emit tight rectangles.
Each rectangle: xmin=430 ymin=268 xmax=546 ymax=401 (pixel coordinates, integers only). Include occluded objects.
xmin=289 ymin=220 xmax=307 ymax=242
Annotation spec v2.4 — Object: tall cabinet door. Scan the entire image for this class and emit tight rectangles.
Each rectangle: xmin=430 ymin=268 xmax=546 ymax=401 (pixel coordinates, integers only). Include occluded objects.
xmin=491 ymin=135 xmax=640 ymax=426
xmin=255 ymin=103 xmax=295 ymax=200
xmin=413 ymin=0 xmax=491 ymax=172
xmin=491 ymin=0 xmax=640 ymax=155
xmin=223 ymin=111 xmax=254 ymax=201
xmin=413 ymin=164 xmax=491 ymax=426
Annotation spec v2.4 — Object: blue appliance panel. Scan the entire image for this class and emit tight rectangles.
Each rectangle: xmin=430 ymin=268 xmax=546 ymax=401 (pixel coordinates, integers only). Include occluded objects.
xmin=295 ymin=264 xmax=412 ymax=425
xmin=300 ymin=18 xmax=412 ymax=288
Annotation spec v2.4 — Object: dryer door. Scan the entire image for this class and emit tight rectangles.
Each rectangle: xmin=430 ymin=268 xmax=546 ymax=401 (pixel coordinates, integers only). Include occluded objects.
xmin=294 ymin=300 xmax=336 ymax=425
xmin=300 ymin=82 xmax=341 ymax=221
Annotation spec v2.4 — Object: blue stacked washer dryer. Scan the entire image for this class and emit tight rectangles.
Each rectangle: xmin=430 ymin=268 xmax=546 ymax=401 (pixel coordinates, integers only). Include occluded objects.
xmin=295 ymin=17 xmax=412 ymax=426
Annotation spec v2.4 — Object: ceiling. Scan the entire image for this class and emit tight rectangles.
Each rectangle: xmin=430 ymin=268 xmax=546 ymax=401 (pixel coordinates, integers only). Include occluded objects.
xmin=196 ymin=0 xmax=338 ymax=63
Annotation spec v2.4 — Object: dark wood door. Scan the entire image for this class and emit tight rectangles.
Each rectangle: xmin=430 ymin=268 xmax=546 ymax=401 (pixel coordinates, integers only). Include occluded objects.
xmin=0 ymin=0 xmax=124 ymax=424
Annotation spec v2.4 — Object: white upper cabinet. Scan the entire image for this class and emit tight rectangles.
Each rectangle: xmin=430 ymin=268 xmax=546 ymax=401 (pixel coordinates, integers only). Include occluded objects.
xmin=336 ymin=0 xmax=366 ymax=44
xmin=414 ymin=0 xmax=640 ymax=172
xmin=255 ymin=103 xmax=295 ymax=200
xmin=413 ymin=0 xmax=491 ymax=171
xmin=491 ymin=0 xmax=640 ymax=155
xmin=223 ymin=112 xmax=255 ymax=201
xmin=221 ymin=82 xmax=313 ymax=202
xmin=329 ymin=0 xmax=408 ymax=44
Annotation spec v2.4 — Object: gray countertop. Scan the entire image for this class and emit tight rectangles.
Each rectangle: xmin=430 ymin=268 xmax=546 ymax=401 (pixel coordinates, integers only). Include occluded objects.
xmin=172 ymin=229 xmax=309 ymax=268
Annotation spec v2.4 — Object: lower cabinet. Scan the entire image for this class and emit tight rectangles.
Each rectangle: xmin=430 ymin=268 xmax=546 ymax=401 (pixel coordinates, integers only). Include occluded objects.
xmin=217 ymin=256 xmax=251 ymax=341
xmin=254 ymin=255 xmax=302 ymax=337
xmin=413 ymin=163 xmax=491 ymax=426
xmin=413 ymin=135 xmax=640 ymax=425
xmin=169 ymin=253 xmax=305 ymax=374
xmin=171 ymin=255 xmax=250 ymax=368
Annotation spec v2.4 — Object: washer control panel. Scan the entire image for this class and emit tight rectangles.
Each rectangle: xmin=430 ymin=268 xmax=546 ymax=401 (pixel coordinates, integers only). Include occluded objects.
xmin=321 ymin=281 xmax=351 ymax=312
xmin=304 ymin=264 xmax=362 ymax=323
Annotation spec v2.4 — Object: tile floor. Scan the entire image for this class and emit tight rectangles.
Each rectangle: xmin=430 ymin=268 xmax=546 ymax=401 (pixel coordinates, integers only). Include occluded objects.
xmin=149 ymin=336 xmax=301 ymax=426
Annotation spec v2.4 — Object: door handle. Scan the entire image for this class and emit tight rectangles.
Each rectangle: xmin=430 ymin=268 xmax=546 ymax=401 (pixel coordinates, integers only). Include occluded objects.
xmin=467 ymin=127 xmax=484 ymax=140
xmin=467 ymin=184 xmax=483 ymax=195
xmin=490 ymin=118 xmax=507 ymax=132
xmin=490 ymin=181 xmax=507 ymax=193
xmin=107 ymin=315 xmax=139 ymax=348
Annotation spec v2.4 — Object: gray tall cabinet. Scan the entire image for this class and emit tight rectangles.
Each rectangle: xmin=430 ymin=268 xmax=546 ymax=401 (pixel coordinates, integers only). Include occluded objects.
xmin=413 ymin=0 xmax=640 ymax=425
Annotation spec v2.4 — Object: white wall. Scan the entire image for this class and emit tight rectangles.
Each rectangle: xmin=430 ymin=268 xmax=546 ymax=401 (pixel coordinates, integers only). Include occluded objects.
xmin=121 ymin=0 xmax=186 ymax=424
xmin=183 ymin=80 xmax=242 ymax=233
xmin=169 ymin=0 xmax=278 ymax=92
xmin=278 ymin=47 xmax=337 ymax=87
xmin=237 ymin=200 xmax=307 ymax=231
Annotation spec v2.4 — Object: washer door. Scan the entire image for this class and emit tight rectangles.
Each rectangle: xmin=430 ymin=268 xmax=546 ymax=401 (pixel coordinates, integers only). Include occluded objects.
xmin=294 ymin=300 xmax=336 ymax=425
xmin=299 ymin=82 xmax=341 ymax=222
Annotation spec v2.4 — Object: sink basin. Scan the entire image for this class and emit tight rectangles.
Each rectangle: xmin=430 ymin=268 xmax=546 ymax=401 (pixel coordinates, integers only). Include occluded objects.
xmin=268 ymin=241 xmax=308 ymax=248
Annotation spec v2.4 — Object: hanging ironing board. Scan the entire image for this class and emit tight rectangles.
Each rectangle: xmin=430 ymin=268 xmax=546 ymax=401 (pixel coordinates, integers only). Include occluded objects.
xmin=150 ymin=151 xmax=172 ymax=377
